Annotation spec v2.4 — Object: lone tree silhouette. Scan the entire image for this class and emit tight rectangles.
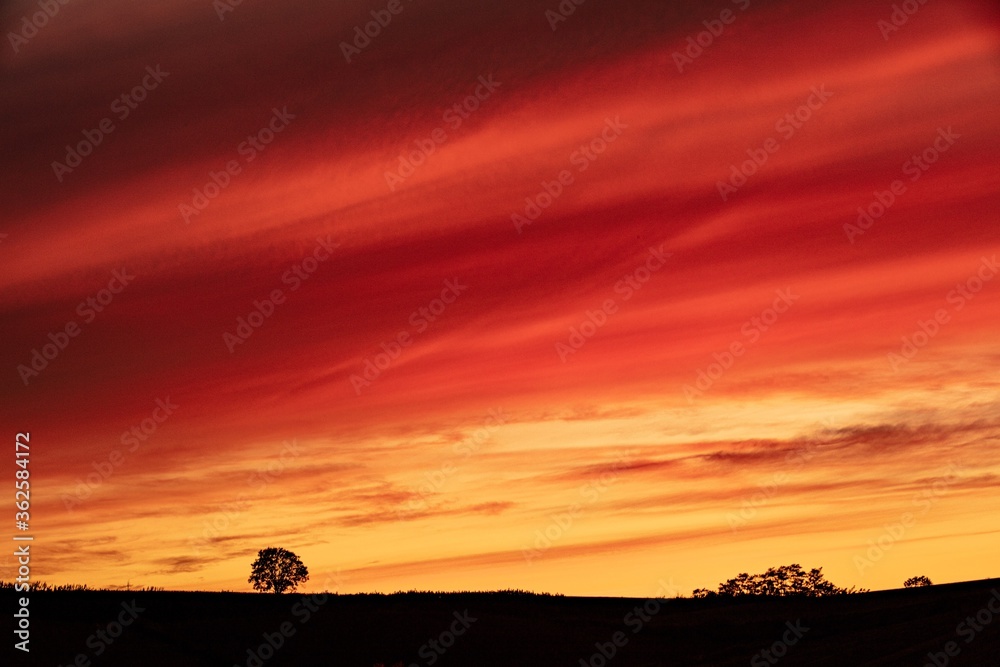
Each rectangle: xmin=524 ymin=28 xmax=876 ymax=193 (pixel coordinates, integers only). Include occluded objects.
xmin=692 ymin=564 xmax=865 ymax=597
xmin=248 ymin=547 xmax=309 ymax=594
xmin=904 ymin=575 xmax=933 ymax=588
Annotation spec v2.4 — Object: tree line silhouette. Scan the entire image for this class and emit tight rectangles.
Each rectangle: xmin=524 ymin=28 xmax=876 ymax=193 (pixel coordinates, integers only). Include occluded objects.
xmin=692 ymin=564 xmax=869 ymax=597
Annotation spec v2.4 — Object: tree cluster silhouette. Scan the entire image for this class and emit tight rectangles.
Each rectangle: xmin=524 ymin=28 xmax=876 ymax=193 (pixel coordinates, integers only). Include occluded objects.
xmin=903 ymin=575 xmax=932 ymax=588
xmin=692 ymin=564 xmax=866 ymax=598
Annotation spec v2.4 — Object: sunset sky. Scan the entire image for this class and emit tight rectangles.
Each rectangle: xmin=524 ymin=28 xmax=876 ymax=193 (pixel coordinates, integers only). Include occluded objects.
xmin=2 ymin=0 xmax=999 ymax=597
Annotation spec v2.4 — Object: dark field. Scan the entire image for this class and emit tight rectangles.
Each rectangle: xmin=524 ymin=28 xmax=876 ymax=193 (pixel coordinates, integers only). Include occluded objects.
xmin=6 ymin=579 xmax=1000 ymax=666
